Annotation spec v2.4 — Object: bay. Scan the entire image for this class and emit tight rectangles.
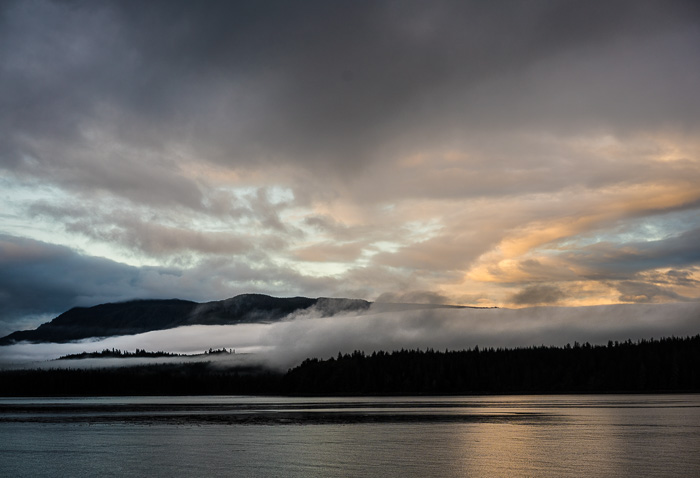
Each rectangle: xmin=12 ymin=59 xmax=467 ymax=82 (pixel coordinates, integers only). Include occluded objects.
xmin=1 ymin=394 xmax=699 ymax=477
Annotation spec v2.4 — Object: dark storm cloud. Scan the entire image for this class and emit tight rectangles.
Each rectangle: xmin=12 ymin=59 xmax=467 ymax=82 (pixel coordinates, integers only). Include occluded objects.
xmin=649 ymin=269 xmax=700 ymax=287
xmin=0 ymin=235 xmax=341 ymax=335
xmin=615 ymin=281 xmax=687 ymax=303
xmin=0 ymin=234 xmax=159 ymax=334
xmin=511 ymin=284 xmax=567 ymax=305
xmin=563 ymin=227 xmax=700 ymax=279
xmin=2 ymin=0 xmax=698 ymax=190
xmin=375 ymin=290 xmax=450 ymax=305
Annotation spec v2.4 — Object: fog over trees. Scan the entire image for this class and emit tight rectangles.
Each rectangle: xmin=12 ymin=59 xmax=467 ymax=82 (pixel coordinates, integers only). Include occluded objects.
xmin=2 ymin=336 xmax=697 ymax=396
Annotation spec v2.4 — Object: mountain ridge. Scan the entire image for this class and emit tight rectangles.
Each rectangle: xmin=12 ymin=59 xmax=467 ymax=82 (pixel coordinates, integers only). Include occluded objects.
xmin=0 ymin=294 xmax=372 ymax=345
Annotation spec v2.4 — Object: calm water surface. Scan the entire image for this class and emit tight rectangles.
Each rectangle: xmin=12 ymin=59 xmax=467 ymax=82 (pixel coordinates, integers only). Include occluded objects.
xmin=1 ymin=394 xmax=698 ymax=477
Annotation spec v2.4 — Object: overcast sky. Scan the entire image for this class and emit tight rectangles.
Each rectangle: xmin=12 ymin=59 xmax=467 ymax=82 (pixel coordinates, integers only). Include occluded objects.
xmin=1 ymin=0 xmax=700 ymax=336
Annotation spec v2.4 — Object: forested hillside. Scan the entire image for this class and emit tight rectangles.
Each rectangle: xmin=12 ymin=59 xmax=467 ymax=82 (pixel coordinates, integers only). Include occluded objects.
xmin=283 ymin=336 xmax=700 ymax=395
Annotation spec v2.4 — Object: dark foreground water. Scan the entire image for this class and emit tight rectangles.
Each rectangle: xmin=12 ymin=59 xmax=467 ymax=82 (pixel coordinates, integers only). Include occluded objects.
xmin=1 ymin=394 xmax=699 ymax=477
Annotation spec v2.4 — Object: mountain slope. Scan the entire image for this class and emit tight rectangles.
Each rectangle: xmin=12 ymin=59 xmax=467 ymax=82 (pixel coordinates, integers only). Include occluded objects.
xmin=0 ymin=294 xmax=370 ymax=345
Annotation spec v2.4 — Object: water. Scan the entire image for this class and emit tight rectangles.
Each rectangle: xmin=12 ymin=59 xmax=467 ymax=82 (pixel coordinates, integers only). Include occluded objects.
xmin=1 ymin=395 xmax=699 ymax=477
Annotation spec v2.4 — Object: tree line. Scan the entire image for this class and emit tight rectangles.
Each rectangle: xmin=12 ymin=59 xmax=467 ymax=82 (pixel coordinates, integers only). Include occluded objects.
xmin=282 ymin=335 xmax=700 ymax=395
xmin=57 ymin=348 xmax=181 ymax=360
xmin=1 ymin=335 xmax=698 ymax=396
xmin=57 ymin=347 xmax=234 ymax=360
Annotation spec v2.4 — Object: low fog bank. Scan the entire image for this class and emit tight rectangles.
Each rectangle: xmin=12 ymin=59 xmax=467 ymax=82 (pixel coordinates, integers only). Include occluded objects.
xmin=1 ymin=302 xmax=698 ymax=371
xmin=3 ymin=353 xmax=263 ymax=371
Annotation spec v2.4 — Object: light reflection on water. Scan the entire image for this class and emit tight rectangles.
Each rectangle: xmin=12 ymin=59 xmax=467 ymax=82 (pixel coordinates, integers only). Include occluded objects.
xmin=1 ymin=394 xmax=699 ymax=477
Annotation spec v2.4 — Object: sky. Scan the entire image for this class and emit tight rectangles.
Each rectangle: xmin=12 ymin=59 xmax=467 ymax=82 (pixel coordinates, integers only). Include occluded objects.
xmin=1 ymin=0 xmax=700 ymax=337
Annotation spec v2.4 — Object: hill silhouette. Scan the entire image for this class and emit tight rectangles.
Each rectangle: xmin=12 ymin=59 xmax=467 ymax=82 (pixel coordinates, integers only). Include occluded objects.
xmin=0 ymin=294 xmax=370 ymax=345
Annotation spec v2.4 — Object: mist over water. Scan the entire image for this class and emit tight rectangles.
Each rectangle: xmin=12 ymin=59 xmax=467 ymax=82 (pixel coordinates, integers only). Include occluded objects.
xmin=1 ymin=302 xmax=698 ymax=370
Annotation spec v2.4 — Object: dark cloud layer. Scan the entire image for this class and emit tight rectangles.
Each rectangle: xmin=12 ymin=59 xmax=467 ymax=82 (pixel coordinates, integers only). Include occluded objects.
xmin=0 ymin=234 xmax=339 ymax=336
xmin=511 ymin=285 xmax=567 ymax=306
xmin=0 ymin=234 xmax=191 ymax=334
xmin=2 ymin=0 xmax=699 ymax=185
xmin=563 ymin=228 xmax=700 ymax=279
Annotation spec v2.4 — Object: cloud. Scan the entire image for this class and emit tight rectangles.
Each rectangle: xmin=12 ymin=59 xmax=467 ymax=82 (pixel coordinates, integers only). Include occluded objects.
xmin=511 ymin=285 xmax=567 ymax=305
xmin=375 ymin=290 xmax=450 ymax=305
xmin=0 ymin=234 xmax=148 ymax=334
xmin=562 ymin=227 xmax=700 ymax=279
xmin=615 ymin=281 xmax=687 ymax=304
xmin=3 ymin=1 xmax=699 ymax=182
xmin=645 ymin=269 xmax=700 ymax=287
xmin=292 ymin=242 xmax=366 ymax=263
